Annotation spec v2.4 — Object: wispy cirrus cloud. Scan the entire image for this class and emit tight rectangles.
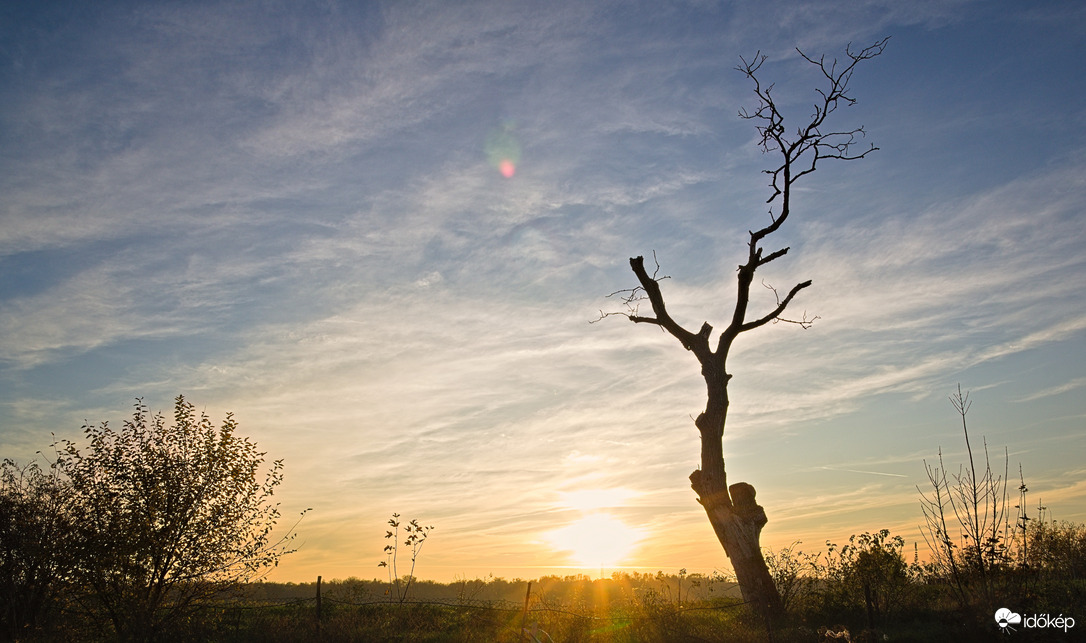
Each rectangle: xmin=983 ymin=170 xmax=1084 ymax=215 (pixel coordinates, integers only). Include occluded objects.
xmin=1014 ymin=377 xmax=1086 ymax=403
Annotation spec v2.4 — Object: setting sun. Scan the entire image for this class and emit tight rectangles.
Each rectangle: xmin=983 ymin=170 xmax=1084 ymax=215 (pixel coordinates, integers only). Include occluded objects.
xmin=545 ymin=513 xmax=644 ymax=568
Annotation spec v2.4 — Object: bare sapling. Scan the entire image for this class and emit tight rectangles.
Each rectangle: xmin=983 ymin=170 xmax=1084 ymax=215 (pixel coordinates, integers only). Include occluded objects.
xmin=918 ymin=385 xmax=1016 ymax=608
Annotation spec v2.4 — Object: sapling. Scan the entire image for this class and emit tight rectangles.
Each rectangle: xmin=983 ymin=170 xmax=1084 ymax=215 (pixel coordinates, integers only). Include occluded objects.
xmin=378 ymin=513 xmax=433 ymax=603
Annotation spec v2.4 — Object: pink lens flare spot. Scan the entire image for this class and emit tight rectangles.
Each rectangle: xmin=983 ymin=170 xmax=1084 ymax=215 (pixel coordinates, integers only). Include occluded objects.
xmin=499 ymin=159 xmax=516 ymax=178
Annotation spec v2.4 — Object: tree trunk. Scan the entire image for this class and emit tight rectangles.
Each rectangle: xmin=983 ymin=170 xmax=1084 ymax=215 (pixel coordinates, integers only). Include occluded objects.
xmin=689 ymin=380 xmax=783 ymax=619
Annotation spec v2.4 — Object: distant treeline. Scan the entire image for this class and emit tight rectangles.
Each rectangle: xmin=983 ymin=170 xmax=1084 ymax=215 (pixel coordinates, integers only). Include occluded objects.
xmin=244 ymin=570 xmax=742 ymax=606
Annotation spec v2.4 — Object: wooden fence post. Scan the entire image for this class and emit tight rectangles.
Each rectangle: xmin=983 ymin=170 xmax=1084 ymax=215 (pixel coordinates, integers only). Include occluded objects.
xmin=316 ymin=575 xmax=323 ymax=636
xmin=518 ymin=581 xmax=532 ymax=642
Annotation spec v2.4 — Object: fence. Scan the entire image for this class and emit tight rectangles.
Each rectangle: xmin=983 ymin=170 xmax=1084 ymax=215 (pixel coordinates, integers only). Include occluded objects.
xmin=218 ymin=576 xmax=755 ymax=641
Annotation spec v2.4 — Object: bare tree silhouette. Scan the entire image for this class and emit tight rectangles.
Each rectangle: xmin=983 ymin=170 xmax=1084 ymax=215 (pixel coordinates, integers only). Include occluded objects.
xmin=598 ymin=38 xmax=888 ymax=620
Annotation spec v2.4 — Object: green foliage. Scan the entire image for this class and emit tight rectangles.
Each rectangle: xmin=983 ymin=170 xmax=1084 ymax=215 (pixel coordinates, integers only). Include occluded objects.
xmin=849 ymin=532 xmax=909 ymax=622
xmin=48 ymin=396 xmax=304 ymax=641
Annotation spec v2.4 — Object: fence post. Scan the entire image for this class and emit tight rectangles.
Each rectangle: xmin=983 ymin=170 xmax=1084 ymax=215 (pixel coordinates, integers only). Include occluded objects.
xmin=316 ymin=575 xmax=323 ymax=636
xmin=518 ymin=581 xmax=532 ymax=642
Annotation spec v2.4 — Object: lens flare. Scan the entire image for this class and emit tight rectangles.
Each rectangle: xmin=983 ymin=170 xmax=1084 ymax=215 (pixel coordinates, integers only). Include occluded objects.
xmin=485 ymin=122 xmax=521 ymax=178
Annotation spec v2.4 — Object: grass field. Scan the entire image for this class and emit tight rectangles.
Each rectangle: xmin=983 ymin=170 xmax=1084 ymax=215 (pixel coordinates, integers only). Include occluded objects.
xmin=166 ymin=573 xmax=1083 ymax=642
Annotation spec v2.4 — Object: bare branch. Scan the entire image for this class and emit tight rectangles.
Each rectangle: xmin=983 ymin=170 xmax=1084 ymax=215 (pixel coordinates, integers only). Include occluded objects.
xmin=628 ymin=255 xmax=712 ymax=360
xmin=758 ymin=246 xmax=790 ymax=267
xmin=740 ymin=37 xmax=889 ymax=205
xmin=760 ymin=280 xmax=820 ymax=328
xmin=589 ymin=309 xmax=636 ymax=324
xmin=775 ymin=310 xmax=820 ymax=328
xmin=739 ymin=279 xmax=812 ymax=333
xmin=589 ymin=252 xmax=669 ymax=323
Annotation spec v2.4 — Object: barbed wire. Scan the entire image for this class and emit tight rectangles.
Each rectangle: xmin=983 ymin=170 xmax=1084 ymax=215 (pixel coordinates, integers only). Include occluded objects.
xmin=214 ymin=596 xmax=316 ymax=610
xmin=219 ymin=594 xmax=754 ymax=623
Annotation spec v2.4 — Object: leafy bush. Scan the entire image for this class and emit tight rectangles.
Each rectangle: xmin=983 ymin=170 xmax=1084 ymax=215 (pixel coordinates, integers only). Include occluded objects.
xmin=1025 ymin=519 xmax=1086 ymax=580
xmin=764 ymin=542 xmax=819 ymax=613
xmin=50 ymin=396 xmax=304 ymax=641
xmin=0 ymin=459 xmax=77 ymax=639
xmin=817 ymin=530 xmax=909 ymax=624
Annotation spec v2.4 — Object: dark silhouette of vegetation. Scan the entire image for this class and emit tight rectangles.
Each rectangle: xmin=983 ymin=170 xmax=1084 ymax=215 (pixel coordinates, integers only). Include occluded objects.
xmin=378 ymin=513 xmax=433 ymax=603
xmin=762 ymin=530 xmax=913 ymax=632
xmin=135 ymin=530 xmax=1085 ymax=643
xmin=5 ymin=535 xmax=1081 ymax=641
xmin=0 ymin=458 xmax=78 ymax=639
xmin=918 ymin=385 xmax=1023 ymax=612
xmin=1026 ymin=517 xmax=1086 ymax=580
xmin=823 ymin=530 xmax=910 ymax=628
xmin=0 ymin=396 xmax=304 ymax=641
xmin=596 ymin=39 xmax=888 ymax=621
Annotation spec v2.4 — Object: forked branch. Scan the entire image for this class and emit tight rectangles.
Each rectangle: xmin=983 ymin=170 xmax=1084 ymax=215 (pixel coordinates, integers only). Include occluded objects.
xmin=599 ymin=39 xmax=887 ymax=370
xmin=627 ymin=255 xmax=713 ymax=363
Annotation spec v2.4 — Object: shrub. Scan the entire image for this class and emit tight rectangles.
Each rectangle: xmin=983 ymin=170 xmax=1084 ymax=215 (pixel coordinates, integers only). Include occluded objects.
xmin=764 ymin=542 xmax=819 ymax=613
xmin=0 ymin=458 xmax=77 ymax=639
xmin=53 ymin=396 xmax=303 ymax=641
xmin=817 ymin=530 xmax=909 ymax=625
xmin=1025 ymin=519 xmax=1086 ymax=581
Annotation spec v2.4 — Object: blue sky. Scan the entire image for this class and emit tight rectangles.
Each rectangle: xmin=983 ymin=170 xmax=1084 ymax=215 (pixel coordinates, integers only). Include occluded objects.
xmin=2 ymin=0 xmax=1084 ymax=582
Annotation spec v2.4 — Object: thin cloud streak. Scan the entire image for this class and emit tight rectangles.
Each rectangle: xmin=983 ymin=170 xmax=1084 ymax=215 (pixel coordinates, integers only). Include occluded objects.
xmin=1014 ymin=377 xmax=1086 ymax=403
xmin=819 ymin=466 xmax=909 ymax=478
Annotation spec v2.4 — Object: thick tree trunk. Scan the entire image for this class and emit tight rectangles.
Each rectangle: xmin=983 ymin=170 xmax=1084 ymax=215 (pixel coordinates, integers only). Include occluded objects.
xmin=691 ymin=473 xmax=782 ymax=618
xmin=689 ymin=380 xmax=783 ymax=620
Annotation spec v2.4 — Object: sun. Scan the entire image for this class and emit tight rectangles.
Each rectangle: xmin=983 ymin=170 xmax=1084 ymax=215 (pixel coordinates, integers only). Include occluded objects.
xmin=545 ymin=513 xmax=643 ymax=568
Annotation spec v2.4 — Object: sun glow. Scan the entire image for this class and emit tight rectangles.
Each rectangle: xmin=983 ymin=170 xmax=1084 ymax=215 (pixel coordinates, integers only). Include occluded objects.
xmin=545 ymin=513 xmax=644 ymax=568
xmin=557 ymin=488 xmax=637 ymax=512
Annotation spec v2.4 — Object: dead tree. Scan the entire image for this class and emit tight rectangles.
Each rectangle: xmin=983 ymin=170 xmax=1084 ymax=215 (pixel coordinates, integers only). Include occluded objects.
xmin=599 ymin=39 xmax=888 ymax=619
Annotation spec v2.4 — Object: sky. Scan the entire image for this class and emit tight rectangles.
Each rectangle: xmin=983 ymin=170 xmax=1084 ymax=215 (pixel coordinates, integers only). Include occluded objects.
xmin=1 ymin=0 xmax=1084 ymax=584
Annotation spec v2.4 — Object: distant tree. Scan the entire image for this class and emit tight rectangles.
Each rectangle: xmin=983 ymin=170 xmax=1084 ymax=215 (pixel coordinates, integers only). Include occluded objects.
xmin=53 ymin=396 xmax=304 ymax=641
xmin=598 ymin=39 xmax=888 ymax=620
xmin=0 ymin=458 xmax=77 ymax=639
